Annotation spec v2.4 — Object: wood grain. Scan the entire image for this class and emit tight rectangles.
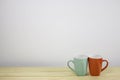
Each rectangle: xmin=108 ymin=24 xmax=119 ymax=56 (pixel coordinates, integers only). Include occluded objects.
xmin=0 ymin=67 xmax=119 ymax=80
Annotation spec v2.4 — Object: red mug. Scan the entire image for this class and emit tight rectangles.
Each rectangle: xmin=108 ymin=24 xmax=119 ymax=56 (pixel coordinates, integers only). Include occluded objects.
xmin=88 ymin=55 xmax=108 ymax=76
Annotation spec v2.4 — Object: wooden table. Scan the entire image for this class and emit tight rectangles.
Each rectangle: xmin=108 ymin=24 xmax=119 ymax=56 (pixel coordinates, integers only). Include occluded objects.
xmin=0 ymin=67 xmax=120 ymax=80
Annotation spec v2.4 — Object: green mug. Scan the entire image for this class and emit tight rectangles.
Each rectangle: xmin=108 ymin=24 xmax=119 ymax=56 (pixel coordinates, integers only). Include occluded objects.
xmin=67 ymin=55 xmax=88 ymax=76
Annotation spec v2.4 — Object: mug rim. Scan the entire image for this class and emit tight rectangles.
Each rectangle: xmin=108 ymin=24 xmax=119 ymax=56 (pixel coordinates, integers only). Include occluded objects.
xmin=88 ymin=57 xmax=103 ymax=60
xmin=74 ymin=55 xmax=88 ymax=59
xmin=88 ymin=55 xmax=102 ymax=59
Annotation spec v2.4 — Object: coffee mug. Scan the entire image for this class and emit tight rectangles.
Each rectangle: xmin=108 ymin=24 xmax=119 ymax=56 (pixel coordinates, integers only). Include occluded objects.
xmin=67 ymin=55 xmax=88 ymax=76
xmin=88 ymin=55 xmax=108 ymax=76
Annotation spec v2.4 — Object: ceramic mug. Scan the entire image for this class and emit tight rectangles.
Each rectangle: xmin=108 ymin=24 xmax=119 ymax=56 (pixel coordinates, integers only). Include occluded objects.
xmin=88 ymin=55 xmax=108 ymax=76
xmin=67 ymin=55 xmax=88 ymax=76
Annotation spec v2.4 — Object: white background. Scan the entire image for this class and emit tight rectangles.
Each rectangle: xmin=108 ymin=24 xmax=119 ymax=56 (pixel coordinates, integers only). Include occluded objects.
xmin=0 ymin=0 xmax=120 ymax=66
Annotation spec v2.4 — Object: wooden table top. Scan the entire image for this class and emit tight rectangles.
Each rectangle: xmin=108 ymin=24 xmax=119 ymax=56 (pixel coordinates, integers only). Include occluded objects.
xmin=0 ymin=67 xmax=120 ymax=80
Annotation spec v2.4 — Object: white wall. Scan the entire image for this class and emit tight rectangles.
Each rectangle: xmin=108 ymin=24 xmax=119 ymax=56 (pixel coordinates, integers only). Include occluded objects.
xmin=0 ymin=0 xmax=120 ymax=66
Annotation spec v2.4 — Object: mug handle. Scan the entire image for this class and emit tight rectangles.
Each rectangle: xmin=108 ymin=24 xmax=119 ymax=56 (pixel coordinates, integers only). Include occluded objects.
xmin=67 ymin=60 xmax=75 ymax=72
xmin=101 ymin=60 xmax=108 ymax=71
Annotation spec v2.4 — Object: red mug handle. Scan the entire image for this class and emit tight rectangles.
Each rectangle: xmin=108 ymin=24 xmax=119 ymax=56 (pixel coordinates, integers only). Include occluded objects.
xmin=101 ymin=60 xmax=108 ymax=71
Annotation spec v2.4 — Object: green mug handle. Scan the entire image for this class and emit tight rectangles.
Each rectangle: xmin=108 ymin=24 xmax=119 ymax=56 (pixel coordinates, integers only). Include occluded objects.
xmin=67 ymin=60 xmax=75 ymax=72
